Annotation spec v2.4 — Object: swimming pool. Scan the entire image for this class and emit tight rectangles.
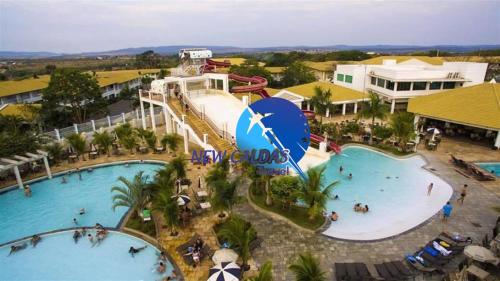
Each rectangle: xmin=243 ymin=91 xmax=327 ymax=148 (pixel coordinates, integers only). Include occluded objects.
xmin=320 ymin=146 xmax=453 ymax=241
xmin=476 ymin=162 xmax=500 ymax=177
xmin=0 ymin=230 xmax=173 ymax=280
xmin=0 ymin=162 xmax=162 ymax=245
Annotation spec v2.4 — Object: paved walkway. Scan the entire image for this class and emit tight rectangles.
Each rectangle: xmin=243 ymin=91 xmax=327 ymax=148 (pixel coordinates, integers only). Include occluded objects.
xmin=232 ymin=148 xmax=499 ymax=281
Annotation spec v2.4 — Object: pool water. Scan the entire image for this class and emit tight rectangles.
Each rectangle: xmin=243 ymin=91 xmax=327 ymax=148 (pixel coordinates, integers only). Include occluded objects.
xmin=0 ymin=163 xmax=162 ymax=245
xmin=476 ymin=162 xmax=500 ymax=177
xmin=320 ymin=146 xmax=453 ymax=240
xmin=0 ymin=231 xmax=173 ymax=280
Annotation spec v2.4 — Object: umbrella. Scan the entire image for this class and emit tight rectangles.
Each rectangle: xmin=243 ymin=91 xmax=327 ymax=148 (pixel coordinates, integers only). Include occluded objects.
xmin=212 ymin=248 xmax=239 ymax=264
xmin=172 ymin=195 xmax=191 ymax=206
xmin=208 ymin=262 xmax=241 ymax=281
xmin=427 ymin=128 xmax=440 ymax=135
xmin=464 ymin=245 xmax=498 ymax=264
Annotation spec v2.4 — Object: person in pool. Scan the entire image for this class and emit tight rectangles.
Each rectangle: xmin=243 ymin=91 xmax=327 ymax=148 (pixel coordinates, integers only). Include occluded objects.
xmin=330 ymin=211 xmax=339 ymax=221
xmin=333 ymin=195 xmax=339 ymax=200
xmin=339 ymin=166 xmax=344 ymax=174
xmin=61 ymin=177 xmax=67 ymax=184
xmin=348 ymin=173 xmax=352 ymax=180
xmin=79 ymin=208 xmax=86 ymax=215
xmin=81 ymin=227 xmax=87 ymax=236
xmin=353 ymin=203 xmax=362 ymax=212
xmin=73 ymin=230 xmax=82 ymax=243
xmin=24 ymin=185 xmax=32 ymax=197
xmin=129 ymin=246 xmax=147 ymax=257
xmin=73 ymin=218 xmax=78 ymax=225
xmin=157 ymin=261 xmax=166 ymax=273
xmin=362 ymin=205 xmax=369 ymax=213
xmin=31 ymin=234 xmax=41 ymax=247
xmin=9 ymin=243 xmax=28 ymax=255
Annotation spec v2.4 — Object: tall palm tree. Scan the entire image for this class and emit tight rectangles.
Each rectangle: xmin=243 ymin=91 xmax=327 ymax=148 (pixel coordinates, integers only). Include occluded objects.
xmin=114 ymin=123 xmax=137 ymax=153
xmin=135 ymin=128 xmax=156 ymax=150
xmin=357 ymin=92 xmax=389 ymax=145
xmin=288 ymin=252 xmax=326 ymax=281
xmin=296 ymin=167 xmax=337 ymax=220
xmin=153 ymin=188 xmax=180 ymax=236
xmin=161 ymin=133 xmax=181 ymax=155
xmin=309 ymin=86 xmax=333 ymax=125
xmin=206 ymin=157 xmax=230 ymax=188
xmin=66 ymin=133 xmax=87 ymax=160
xmin=218 ymin=215 xmax=256 ymax=272
xmin=390 ymin=112 xmax=416 ymax=152
xmin=114 ymin=123 xmax=133 ymax=140
xmin=111 ymin=171 xmax=151 ymax=216
xmin=211 ymin=177 xmax=240 ymax=216
xmin=149 ymin=165 xmax=176 ymax=196
xmin=45 ymin=142 xmax=64 ymax=165
xmin=248 ymin=261 xmax=273 ymax=281
xmin=171 ymin=156 xmax=186 ymax=180
xmin=92 ymin=130 xmax=113 ymax=156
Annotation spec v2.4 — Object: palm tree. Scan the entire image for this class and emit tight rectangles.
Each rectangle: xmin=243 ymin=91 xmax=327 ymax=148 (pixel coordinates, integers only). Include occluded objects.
xmin=309 ymin=86 xmax=333 ymax=125
xmin=390 ymin=112 xmax=416 ymax=152
xmin=171 ymin=156 xmax=186 ymax=180
xmin=92 ymin=130 xmax=113 ymax=156
xmin=206 ymin=157 xmax=230 ymax=188
xmin=153 ymin=188 xmax=180 ymax=236
xmin=357 ymin=92 xmax=389 ymax=145
xmin=288 ymin=252 xmax=326 ymax=281
xmin=114 ymin=123 xmax=133 ymax=140
xmin=114 ymin=123 xmax=137 ymax=153
xmin=153 ymin=165 xmax=176 ymax=192
xmin=111 ymin=171 xmax=151 ymax=216
xmin=161 ymin=133 xmax=181 ymax=155
xmin=218 ymin=215 xmax=256 ymax=272
xmin=248 ymin=261 xmax=273 ymax=281
xmin=45 ymin=142 xmax=64 ymax=165
xmin=211 ymin=177 xmax=240 ymax=217
xmin=121 ymin=135 xmax=137 ymax=154
xmin=135 ymin=128 xmax=156 ymax=150
xmin=66 ymin=133 xmax=87 ymax=160
xmin=296 ymin=167 xmax=337 ymax=220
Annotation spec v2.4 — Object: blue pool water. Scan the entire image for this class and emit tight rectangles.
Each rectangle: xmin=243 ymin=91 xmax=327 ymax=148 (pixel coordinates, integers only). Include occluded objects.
xmin=0 ymin=231 xmax=174 ymax=280
xmin=476 ymin=162 xmax=500 ymax=177
xmin=320 ymin=146 xmax=452 ymax=240
xmin=0 ymin=163 xmax=162 ymax=245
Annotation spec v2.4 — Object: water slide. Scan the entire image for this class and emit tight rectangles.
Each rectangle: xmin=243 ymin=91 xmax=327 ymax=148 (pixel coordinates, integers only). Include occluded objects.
xmin=202 ymin=58 xmax=340 ymax=153
xmin=310 ymin=134 xmax=342 ymax=154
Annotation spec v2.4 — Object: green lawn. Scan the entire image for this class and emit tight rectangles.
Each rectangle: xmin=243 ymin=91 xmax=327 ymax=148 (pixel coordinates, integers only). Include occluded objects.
xmin=249 ymin=186 xmax=325 ymax=230
xmin=125 ymin=212 xmax=157 ymax=237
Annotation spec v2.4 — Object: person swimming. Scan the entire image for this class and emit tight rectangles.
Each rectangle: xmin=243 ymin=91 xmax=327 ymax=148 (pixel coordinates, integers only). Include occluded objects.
xmin=348 ymin=173 xmax=352 ymax=180
xmin=354 ymin=203 xmax=362 ymax=212
xmin=157 ymin=261 xmax=166 ymax=273
xmin=330 ymin=211 xmax=339 ymax=221
xmin=61 ymin=177 xmax=67 ymax=184
xmin=129 ymin=246 xmax=147 ymax=257
xmin=362 ymin=205 xmax=369 ymax=213
xmin=79 ymin=208 xmax=86 ymax=215
xmin=73 ymin=218 xmax=78 ymax=225
xmin=31 ymin=235 xmax=41 ymax=247
xmin=73 ymin=230 xmax=82 ymax=243
xmin=9 ymin=243 xmax=28 ymax=255
xmin=333 ymin=195 xmax=339 ymax=200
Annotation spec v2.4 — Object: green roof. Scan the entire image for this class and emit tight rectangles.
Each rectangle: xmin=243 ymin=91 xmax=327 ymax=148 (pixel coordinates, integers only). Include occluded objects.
xmin=0 ymin=69 xmax=160 ymax=98
xmin=407 ymin=83 xmax=500 ymax=130
xmin=283 ymin=81 xmax=366 ymax=103
xmin=0 ymin=103 xmax=41 ymax=121
xmin=303 ymin=61 xmax=336 ymax=72
xmin=264 ymin=67 xmax=286 ymax=74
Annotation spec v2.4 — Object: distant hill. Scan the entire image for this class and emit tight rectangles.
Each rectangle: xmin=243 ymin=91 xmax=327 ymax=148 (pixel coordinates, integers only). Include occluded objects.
xmin=1 ymin=44 xmax=499 ymax=59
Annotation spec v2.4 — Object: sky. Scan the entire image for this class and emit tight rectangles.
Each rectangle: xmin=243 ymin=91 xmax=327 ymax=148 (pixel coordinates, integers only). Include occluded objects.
xmin=0 ymin=0 xmax=499 ymax=53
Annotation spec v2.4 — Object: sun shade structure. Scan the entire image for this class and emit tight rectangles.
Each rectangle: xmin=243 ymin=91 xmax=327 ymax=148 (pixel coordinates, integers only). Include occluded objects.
xmin=208 ymin=262 xmax=241 ymax=281
xmin=0 ymin=150 xmax=51 ymax=189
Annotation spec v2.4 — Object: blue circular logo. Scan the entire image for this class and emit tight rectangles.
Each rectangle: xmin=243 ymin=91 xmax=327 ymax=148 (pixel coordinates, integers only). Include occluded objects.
xmin=235 ymin=97 xmax=310 ymax=177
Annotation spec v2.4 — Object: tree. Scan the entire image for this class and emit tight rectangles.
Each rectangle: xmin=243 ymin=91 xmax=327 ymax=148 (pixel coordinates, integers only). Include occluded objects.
xmin=114 ymin=123 xmax=137 ymax=153
xmin=161 ymin=133 xmax=181 ymax=155
xmin=41 ymin=69 xmax=107 ymax=125
xmin=171 ymin=156 xmax=186 ymax=180
xmin=45 ymin=142 xmax=64 ymax=165
xmin=111 ymin=171 xmax=151 ymax=216
xmin=206 ymin=157 xmax=230 ymax=189
xmin=296 ymin=167 xmax=337 ymax=220
xmin=66 ymin=133 xmax=87 ymax=160
xmin=92 ymin=130 xmax=113 ymax=156
xmin=281 ymin=62 xmax=316 ymax=87
xmin=45 ymin=64 xmax=56 ymax=74
xmin=211 ymin=177 xmax=241 ymax=216
xmin=271 ymin=176 xmax=300 ymax=209
xmin=157 ymin=69 xmax=170 ymax=79
xmin=135 ymin=128 xmax=156 ymax=150
xmin=248 ymin=261 xmax=273 ymax=281
xmin=136 ymin=50 xmax=162 ymax=68
xmin=310 ymin=86 xmax=333 ymax=125
xmin=153 ymin=188 xmax=180 ymax=235
xmin=357 ymin=92 xmax=389 ymax=145
xmin=288 ymin=253 xmax=326 ymax=281
xmin=152 ymin=165 xmax=176 ymax=195
xmin=390 ymin=112 xmax=416 ymax=152
xmin=0 ymin=115 xmax=42 ymax=158
xmin=218 ymin=215 xmax=256 ymax=271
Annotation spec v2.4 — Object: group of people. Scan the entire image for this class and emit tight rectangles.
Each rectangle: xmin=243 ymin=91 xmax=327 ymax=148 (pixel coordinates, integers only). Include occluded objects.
xmin=338 ymin=166 xmax=353 ymax=180
xmin=70 ymin=223 xmax=108 ymax=246
xmin=8 ymin=234 xmax=41 ymax=255
xmin=128 ymin=247 xmax=177 ymax=279
xmin=354 ymin=203 xmax=369 ymax=213
xmin=184 ymin=238 xmax=204 ymax=267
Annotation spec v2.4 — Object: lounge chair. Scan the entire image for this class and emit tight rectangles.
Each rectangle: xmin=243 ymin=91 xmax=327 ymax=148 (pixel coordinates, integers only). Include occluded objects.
xmin=406 ymin=255 xmax=437 ymax=273
xmin=419 ymin=251 xmax=447 ymax=267
xmin=450 ymin=155 xmax=467 ymax=169
xmin=175 ymin=234 xmax=200 ymax=255
xmin=346 ymin=263 xmax=359 ymax=280
xmin=375 ymin=263 xmax=399 ymax=281
xmin=142 ymin=209 xmax=151 ymax=222
xmin=335 ymin=263 xmax=347 ymax=281
xmin=438 ymin=232 xmax=472 ymax=247
xmin=383 ymin=262 xmax=408 ymax=280
xmin=354 ymin=263 xmax=375 ymax=281
xmin=390 ymin=261 xmax=414 ymax=278
xmin=471 ymin=167 xmax=495 ymax=181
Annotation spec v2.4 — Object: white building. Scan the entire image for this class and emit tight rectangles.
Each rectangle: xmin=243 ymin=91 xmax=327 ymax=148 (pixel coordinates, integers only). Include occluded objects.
xmin=332 ymin=58 xmax=488 ymax=113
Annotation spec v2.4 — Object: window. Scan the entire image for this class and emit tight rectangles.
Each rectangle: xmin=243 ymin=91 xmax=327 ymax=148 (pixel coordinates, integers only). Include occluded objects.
xmin=385 ymin=81 xmax=395 ymax=90
xmin=345 ymin=75 xmax=353 ymax=83
xmin=429 ymin=82 xmax=442 ymax=90
xmin=397 ymin=82 xmax=411 ymax=91
xmin=377 ymin=78 xmax=386 ymax=88
xmin=371 ymin=77 xmax=377 ymax=85
xmin=337 ymin=73 xmax=344 ymax=82
xmin=413 ymin=82 xmax=427 ymax=90
xmin=443 ymin=82 xmax=455 ymax=89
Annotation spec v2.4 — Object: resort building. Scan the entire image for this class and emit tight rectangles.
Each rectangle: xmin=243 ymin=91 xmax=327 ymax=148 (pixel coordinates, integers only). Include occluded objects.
xmin=274 ymin=81 xmax=366 ymax=116
xmin=408 ymin=82 xmax=500 ymax=149
xmin=303 ymin=60 xmax=336 ymax=81
xmin=265 ymin=66 xmax=285 ymax=81
xmin=332 ymin=56 xmax=488 ymax=113
xmin=0 ymin=69 xmax=160 ymax=105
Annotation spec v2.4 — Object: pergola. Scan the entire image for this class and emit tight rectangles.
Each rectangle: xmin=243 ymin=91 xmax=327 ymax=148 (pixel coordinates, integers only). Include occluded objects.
xmin=0 ymin=150 xmax=52 ymax=189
